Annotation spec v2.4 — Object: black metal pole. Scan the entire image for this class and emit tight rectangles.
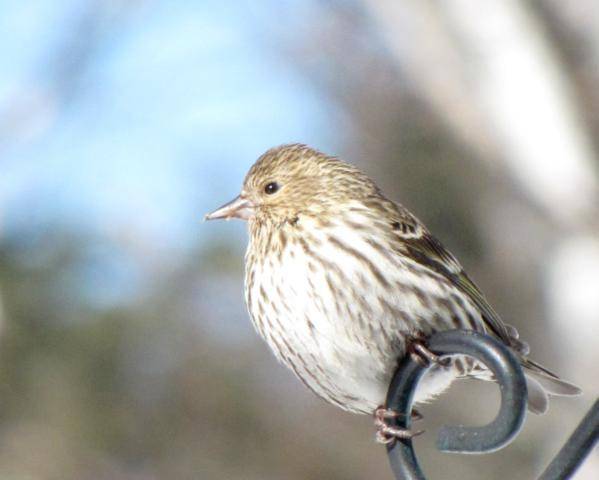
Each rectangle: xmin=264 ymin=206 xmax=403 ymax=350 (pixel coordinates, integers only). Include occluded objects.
xmin=538 ymin=398 xmax=599 ymax=480
xmin=385 ymin=330 xmax=528 ymax=480
xmin=385 ymin=346 xmax=429 ymax=480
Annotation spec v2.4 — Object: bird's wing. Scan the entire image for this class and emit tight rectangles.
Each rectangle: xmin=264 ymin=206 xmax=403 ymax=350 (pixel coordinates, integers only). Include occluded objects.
xmin=390 ymin=214 xmax=581 ymax=397
xmin=392 ymin=217 xmax=511 ymax=344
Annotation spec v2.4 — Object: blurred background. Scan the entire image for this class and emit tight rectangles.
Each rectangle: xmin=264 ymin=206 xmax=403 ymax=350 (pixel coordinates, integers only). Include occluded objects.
xmin=0 ymin=1 xmax=598 ymax=479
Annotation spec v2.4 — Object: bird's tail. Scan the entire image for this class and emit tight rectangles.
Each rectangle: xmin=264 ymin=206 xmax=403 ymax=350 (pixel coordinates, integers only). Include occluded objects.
xmin=502 ymin=324 xmax=581 ymax=414
xmin=521 ymin=358 xmax=582 ymax=414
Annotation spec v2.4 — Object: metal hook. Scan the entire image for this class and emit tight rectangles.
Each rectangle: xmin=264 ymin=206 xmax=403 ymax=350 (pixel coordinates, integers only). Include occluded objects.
xmin=385 ymin=330 xmax=528 ymax=480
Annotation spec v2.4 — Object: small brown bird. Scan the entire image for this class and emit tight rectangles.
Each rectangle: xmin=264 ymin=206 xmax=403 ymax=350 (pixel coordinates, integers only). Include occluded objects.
xmin=206 ymin=144 xmax=581 ymax=442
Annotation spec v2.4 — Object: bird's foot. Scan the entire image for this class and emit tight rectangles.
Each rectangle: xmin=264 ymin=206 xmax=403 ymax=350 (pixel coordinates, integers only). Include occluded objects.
xmin=373 ymin=406 xmax=424 ymax=444
xmin=411 ymin=408 xmax=424 ymax=422
xmin=408 ymin=339 xmax=450 ymax=368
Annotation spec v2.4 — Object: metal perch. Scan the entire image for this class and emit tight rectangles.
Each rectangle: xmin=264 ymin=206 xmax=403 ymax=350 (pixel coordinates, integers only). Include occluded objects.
xmin=384 ymin=329 xmax=598 ymax=480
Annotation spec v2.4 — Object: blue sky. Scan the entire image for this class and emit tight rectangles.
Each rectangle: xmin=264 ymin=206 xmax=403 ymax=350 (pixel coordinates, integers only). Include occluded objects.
xmin=0 ymin=0 xmax=338 ymax=251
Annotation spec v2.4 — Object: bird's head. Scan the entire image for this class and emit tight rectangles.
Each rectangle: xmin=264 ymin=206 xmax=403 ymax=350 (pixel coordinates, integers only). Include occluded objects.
xmin=205 ymin=144 xmax=379 ymax=225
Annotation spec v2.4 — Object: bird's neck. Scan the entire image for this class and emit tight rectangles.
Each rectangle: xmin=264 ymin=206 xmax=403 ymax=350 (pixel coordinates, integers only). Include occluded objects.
xmin=247 ymin=212 xmax=303 ymax=260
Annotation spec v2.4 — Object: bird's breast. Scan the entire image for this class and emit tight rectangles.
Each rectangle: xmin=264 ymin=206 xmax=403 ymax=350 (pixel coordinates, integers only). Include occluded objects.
xmin=244 ymin=218 xmax=421 ymax=395
xmin=243 ymin=214 xmax=486 ymax=412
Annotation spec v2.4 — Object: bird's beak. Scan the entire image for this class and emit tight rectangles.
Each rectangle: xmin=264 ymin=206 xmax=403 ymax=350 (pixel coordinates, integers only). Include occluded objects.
xmin=205 ymin=195 xmax=255 ymax=221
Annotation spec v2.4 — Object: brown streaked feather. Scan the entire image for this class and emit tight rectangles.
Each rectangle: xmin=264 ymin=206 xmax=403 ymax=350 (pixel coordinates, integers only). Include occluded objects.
xmin=392 ymin=218 xmax=511 ymax=344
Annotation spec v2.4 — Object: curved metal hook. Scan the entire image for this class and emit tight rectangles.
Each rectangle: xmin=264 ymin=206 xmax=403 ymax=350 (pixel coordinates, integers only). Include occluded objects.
xmin=385 ymin=330 xmax=528 ymax=480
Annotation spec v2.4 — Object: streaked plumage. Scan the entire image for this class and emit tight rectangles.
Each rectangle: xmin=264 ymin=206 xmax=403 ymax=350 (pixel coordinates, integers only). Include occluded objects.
xmin=206 ymin=144 xmax=581 ymax=418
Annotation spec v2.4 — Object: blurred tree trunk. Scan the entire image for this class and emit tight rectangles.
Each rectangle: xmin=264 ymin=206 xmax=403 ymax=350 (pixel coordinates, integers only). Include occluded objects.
xmin=363 ymin=0 xmax=599 ymax=397
xmin=364 ymin=0 xmax=598 ymax=222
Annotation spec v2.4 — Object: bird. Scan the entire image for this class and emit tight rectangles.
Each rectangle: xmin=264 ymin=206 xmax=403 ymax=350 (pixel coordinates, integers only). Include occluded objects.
xmin=205 ymin=143 xmax=581 ymax=443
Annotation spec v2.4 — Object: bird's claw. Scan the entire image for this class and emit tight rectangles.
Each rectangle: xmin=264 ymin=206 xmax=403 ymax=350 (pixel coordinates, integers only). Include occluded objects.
xmin=409 ymin=340 xmax=450 ymax=368
xmin=411 ymin=408 xmax=423 ymax=422
xmin=374 ymin=406 xmax=424 ymax=444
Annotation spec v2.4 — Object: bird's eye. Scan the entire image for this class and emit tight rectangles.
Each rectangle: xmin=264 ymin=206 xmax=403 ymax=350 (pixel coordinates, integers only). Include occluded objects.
xmin=264 ymin=182 xmax=280 ymax=195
